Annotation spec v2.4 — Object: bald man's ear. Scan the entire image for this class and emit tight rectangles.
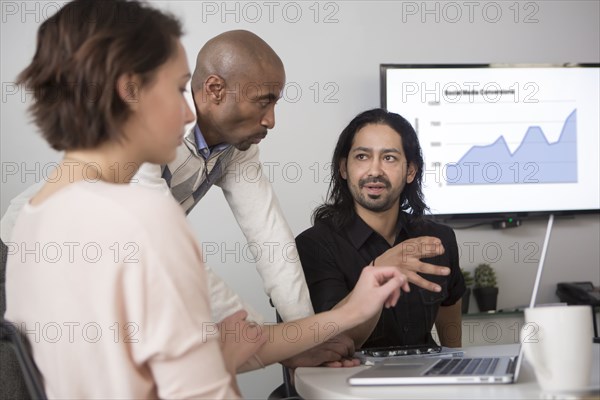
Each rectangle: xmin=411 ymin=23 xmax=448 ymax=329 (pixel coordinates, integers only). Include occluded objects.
xmin=204 ymin=75 xmax=225 ymax=104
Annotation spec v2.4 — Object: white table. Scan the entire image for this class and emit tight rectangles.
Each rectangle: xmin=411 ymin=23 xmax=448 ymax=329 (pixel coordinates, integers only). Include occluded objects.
xmin=295 ymin=343 xmax=600 ymax=399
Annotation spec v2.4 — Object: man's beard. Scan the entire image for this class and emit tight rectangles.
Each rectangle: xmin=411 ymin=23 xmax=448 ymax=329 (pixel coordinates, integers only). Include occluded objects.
xmin=234 ymin=132 xmax=267 ymax=151
xmin=234 ymin=141 xmax=252 ymax=151
xmin=350 ymin=176 xmax=404 ymax=212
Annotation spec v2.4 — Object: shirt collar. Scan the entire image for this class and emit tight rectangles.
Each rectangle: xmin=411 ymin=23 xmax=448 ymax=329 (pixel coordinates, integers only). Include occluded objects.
xmin=346 ymin=211 xmax=408 ymax=249
xmin=192 ymin=124 xmax=230 ymax=160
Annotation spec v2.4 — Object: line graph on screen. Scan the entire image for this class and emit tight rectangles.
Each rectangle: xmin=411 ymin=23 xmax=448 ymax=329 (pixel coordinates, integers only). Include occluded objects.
xmin=445 ymin=109 xmax=577 ymax=185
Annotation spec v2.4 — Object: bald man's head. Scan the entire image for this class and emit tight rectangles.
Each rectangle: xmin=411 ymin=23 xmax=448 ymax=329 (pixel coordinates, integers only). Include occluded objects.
xmin=191 ymin=30 xmax=284 ymax=92
xmin=190 ymin=31 xmax=285 ymax=150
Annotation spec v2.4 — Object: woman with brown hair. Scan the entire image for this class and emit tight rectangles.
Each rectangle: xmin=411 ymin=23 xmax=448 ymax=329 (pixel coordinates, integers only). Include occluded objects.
xmin=6 ymin=1 xmax=407 ymax=398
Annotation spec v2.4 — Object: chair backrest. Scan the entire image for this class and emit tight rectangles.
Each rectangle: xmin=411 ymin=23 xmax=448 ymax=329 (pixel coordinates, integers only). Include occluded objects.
xmin=276 ymin=311 xmax=295 ymax=397
xmin=0 ymin=319 xmax=47 ymax=400
xmin=1 ymin=239 xmax=8 ymax=316
xmin=267 ymin=310 xmax=301 ymax=400
xmin=1 ymin=239 xmax=31 ymax=399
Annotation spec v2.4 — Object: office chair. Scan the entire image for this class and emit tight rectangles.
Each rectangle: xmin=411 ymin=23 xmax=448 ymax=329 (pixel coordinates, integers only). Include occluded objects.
xmin=1 ymin=239 xmax=7 ymax=317
xmin=1 ymin=238 xmax=30 ymax=399
xmin=267 ymin=310 xmax=301 ymax=400
xmin=0 ymin=319 xmax=47 ymax=400
xmin=267 ymin=365 xmax=298 ymax=400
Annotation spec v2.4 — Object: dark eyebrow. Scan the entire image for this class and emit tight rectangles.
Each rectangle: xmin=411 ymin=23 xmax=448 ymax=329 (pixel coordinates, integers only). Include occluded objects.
xmin=351 ymin=147 xmax=401 ymax=154
xmin=256 ymin=93 xmax=280 ymax=102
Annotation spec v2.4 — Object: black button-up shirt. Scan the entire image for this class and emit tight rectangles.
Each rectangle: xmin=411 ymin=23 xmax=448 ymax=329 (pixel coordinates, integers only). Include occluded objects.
xmin=296 ymin=212 xmax=465 ymax=348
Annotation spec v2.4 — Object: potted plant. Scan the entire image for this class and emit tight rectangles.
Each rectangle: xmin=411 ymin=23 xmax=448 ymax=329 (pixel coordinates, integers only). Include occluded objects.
xmin=461 ymin=268 xmax=474 ymax=314
xmin=473 ymin=263 xmax=498 ymax=312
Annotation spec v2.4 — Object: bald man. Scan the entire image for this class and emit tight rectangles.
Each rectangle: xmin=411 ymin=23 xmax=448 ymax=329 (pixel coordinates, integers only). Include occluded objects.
xmin=134 ymin=30 xmax=313 ymax=324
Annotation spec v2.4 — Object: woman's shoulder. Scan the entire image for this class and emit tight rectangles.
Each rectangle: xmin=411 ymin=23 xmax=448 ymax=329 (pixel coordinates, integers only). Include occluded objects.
xmin=80 ymin=181 xmax=187 ymax=227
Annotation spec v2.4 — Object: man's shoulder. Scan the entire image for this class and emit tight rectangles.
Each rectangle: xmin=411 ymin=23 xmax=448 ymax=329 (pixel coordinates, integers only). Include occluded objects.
xmin=227 ymin=144 xmax=259 ymax=163
xmin=296 ymin=219 xmax=340 ymax=243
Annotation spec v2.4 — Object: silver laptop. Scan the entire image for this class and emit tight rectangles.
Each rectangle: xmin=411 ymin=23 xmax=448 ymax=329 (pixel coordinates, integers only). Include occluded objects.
xmin=348 ymin=215 xmax=555 ymax=386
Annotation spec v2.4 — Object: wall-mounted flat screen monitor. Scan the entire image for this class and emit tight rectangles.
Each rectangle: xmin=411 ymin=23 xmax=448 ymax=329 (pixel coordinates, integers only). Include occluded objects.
xmin=381 ymin=63 xmax=600 ymax=219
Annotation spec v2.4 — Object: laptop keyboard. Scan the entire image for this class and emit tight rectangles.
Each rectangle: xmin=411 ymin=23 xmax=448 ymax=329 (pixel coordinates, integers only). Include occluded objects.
xmin=425 ymin=358 xmax=500 ymax=376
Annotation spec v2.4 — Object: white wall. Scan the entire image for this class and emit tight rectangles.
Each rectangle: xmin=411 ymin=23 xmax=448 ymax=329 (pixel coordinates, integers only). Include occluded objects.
xmin=1 ymin=1 xmax=599 ymax=398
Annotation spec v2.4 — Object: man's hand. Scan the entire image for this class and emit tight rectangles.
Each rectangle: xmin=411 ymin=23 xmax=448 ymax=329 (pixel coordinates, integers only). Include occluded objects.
xmin=375 ymin=236 xmax=450 ymax=292
xmin=281 ymin=333 xmax=358 ymax=368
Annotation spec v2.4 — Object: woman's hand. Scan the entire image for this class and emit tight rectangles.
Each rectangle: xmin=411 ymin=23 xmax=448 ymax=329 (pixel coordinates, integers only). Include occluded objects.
xmin=375 ymin=236 xmax=449 ymax=292
xmin=343 ymin=266 xmax=409 ymax=324
xmin=218 ymin=310 xmax=268 ymax=374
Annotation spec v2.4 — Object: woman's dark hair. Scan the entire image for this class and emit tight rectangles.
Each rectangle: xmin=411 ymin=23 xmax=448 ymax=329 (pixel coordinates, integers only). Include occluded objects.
xmin=16 ymin=0 xmax=183 ymax=151
xmin=313 ymin=108 xmax=428 ymax=229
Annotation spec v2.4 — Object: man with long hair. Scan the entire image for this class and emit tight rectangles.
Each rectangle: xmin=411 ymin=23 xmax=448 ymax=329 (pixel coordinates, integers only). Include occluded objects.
xmin=297 ymin=108 xmax=465 ymax=348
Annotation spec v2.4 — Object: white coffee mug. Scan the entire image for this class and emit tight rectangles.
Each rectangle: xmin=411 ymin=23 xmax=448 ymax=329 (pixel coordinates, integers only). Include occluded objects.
xmin=521 ymin=305 xmax=593 ymax=393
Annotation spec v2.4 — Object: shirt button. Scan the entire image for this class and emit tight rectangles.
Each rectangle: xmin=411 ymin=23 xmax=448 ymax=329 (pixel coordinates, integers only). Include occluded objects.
xmin=403 ymin=326 xmax=409 ymax=332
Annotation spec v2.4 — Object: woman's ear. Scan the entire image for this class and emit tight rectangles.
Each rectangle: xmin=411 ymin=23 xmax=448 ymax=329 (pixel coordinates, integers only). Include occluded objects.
xmin=204 ymin=74 xmax=225 ymax=104
xmin=116 ymin=73 xmax=141 ymax=108
xmin=339 ymin=158 xmax=348 ymax=180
